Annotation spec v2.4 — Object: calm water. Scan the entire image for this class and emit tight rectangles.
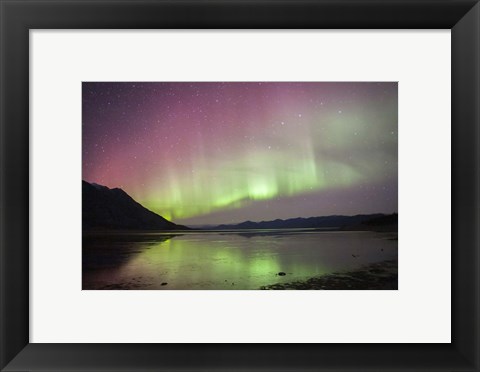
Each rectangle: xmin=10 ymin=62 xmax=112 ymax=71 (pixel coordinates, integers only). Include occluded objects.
xmin=82 ymin=230 xmax=398 ymax=290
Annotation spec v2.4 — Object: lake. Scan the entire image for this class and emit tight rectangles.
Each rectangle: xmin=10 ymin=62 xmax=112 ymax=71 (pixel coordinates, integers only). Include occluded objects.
xmin=82 ymin=230 xmax=398 ymax=290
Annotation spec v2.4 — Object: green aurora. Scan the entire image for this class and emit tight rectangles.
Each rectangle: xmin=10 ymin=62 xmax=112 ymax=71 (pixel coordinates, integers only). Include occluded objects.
xmin=83 ymin=82 xmax=398 ymax=225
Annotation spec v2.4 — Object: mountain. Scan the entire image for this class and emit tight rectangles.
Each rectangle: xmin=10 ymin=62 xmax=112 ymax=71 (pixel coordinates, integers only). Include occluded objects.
xmin=211 ymin=214 xmax=388 ymax=230
xmin=82 ymin=180 xmax=189 ymax=231
xmin=341 ymin=213 xmax=398 ymax=232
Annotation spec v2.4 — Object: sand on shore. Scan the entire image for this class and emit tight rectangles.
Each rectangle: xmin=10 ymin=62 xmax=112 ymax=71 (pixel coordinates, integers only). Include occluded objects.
xmin=260 ymin=259 xmax=398 ymax=290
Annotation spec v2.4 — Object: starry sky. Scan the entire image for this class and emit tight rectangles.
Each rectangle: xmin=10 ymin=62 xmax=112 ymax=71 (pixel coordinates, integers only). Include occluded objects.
xmin=82 ymin=82 xmax=397 ymax=226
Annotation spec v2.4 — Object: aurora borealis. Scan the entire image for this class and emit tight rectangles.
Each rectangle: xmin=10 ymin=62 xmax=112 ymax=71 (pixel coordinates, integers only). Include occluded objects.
xmin=82 ymin=82 xmax=397 ymax=225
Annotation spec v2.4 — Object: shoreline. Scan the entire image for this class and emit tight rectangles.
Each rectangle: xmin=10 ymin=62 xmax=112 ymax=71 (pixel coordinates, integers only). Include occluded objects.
xmin=260 ymin=259 xmax=398 ymax=290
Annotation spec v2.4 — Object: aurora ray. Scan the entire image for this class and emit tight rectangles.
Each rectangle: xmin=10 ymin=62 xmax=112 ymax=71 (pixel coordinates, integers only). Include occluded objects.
xmin=82 ymin=82 xmax=397 ymax=225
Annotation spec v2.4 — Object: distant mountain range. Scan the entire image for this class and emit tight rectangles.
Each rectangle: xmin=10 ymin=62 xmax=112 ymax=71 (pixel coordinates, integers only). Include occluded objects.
xmin=82 ymin=180 xmax=189 ymax=231
xmin=340 ymin=213 xmax=398 ymax=232
xmin=211 ymin=213 xmax=397 ymax=231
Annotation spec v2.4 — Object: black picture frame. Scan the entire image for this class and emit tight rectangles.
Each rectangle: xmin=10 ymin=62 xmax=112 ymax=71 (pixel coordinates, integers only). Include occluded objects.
xmin=1 ymin=0 xmax=479 ymax=371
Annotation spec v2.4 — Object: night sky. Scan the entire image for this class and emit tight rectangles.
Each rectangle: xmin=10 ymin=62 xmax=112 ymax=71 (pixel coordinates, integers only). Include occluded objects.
xmin=82 ymin=82 xmax=397 ymax=226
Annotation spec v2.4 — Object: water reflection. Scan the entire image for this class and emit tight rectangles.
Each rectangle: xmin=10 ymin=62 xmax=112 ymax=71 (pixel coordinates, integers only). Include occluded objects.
xmin=82 ymin=230 xmax=398 ymax=290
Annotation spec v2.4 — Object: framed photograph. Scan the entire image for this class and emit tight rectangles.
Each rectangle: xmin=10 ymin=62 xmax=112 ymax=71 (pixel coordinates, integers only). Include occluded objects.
xmin=81 ymin=81 xmax=399 ymax=291
xmin=1 ymin=0 xmax=478 ymax=371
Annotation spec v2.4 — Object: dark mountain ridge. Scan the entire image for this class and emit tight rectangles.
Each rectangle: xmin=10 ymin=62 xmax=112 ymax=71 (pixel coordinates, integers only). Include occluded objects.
xmin=211 ymin=213 xmax=396 ymax=230
xmin=82 ymin=180 xmax=189 ymax=231
xmin=340 ymin=213 xmax=398 ymax=232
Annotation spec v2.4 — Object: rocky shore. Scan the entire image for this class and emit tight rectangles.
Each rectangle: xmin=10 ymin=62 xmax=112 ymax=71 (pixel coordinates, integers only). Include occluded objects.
xmin=260 ymin=260 xmax=398 ymax=290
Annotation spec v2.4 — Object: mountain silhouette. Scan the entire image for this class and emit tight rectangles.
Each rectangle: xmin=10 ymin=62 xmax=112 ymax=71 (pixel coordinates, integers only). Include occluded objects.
xmin=341 ymin=213 xmax=398 ymax=232
xmin=212 ymin=214 xmax=390 ymax=230
xmin=82 ymin=180 xmax=189 ymax=230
